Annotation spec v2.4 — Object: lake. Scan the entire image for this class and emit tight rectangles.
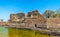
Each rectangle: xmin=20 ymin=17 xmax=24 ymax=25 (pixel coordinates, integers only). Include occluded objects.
xmin=0 ymin=26 xmax=56 ymax=37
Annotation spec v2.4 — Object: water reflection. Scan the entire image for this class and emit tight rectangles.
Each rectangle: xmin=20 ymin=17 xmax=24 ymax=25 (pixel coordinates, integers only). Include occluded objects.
xmin=0 ymin=27 xmax=56 ymax=37
xmin=0 ymin=26 xmax=8 ymax=37
xmin=8 ymin=28 xmax=35 ymax=37
xmin=0 ymin=27 xmax=35 ymax=37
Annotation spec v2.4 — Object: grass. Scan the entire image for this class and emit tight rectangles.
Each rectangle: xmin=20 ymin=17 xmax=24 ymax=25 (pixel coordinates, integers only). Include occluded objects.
xmin=8 ymin=28 xmax=57 ymax=37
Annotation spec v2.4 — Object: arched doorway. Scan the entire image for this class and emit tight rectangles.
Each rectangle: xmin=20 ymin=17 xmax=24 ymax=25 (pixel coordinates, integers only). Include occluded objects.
xmin=35 ymin=24 xmax=37 ymax=27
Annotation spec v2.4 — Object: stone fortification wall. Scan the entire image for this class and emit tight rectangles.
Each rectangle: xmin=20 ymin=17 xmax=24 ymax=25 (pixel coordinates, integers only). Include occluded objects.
xmin=1 ymin=10 xmax=60 ymax=29
xmin=46 ymin=18 xmax=60 ymax=28
xmin=0 ymin=18 xmax=60 ymax=29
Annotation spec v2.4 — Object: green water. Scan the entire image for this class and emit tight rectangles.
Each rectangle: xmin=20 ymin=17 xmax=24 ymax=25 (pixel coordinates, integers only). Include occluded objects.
xmin=0 ymin=26 xmax=8 ymax=37
xmin=0 ymin=26 xmax=56 ymax=37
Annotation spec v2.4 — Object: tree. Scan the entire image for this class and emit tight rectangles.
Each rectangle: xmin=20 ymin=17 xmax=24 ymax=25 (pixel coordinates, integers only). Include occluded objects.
xmin=1 ymin=19 xmax=3 ymax=22
xmin=56 ymin=8 xmax=60 ymax=18
xmin=43 ymin=10 xmax=55 ymax=18
xmin=53 ymin=14 xmax=58 ymax=18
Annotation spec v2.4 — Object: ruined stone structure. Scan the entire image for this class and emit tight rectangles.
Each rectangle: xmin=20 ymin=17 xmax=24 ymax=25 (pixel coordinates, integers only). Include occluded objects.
xmin=0 ymin=10 xmax=60 ymax=29
xmin=46 ymin=18 xmax=60 ymax=29
xmin=10 ymin=13 xmax=25 ymax=22
xmin=9 ymin=10 xmax=46 ymax=28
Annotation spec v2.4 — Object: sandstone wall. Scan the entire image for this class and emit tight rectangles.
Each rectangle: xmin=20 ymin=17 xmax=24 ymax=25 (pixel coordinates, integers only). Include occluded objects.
xmin=46 ymin=18 xmax=60 ymax=28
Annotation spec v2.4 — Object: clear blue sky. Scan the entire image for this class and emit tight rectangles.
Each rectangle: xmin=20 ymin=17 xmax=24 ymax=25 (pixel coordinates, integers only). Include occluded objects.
xmin=0 ymin=0 xmax=60 ymax=21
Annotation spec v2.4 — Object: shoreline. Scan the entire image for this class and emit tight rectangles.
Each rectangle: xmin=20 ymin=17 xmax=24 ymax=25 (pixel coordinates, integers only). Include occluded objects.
xmin=8 ymin=27 xmax=60 ymax=37
xmin=0 ymin=26 xmax=60 ymax=36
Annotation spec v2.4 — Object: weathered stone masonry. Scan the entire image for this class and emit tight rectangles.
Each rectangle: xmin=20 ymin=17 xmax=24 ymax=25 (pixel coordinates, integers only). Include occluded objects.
xmin=0 ymin=10 xmax=60 ymax=29
xmin=8 ymin=10 xmax=46 ymax=28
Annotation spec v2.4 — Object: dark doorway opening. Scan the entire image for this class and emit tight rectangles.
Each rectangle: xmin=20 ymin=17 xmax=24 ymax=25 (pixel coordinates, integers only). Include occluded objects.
xmin=35 ymin=24 xmax=37 ymax=27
